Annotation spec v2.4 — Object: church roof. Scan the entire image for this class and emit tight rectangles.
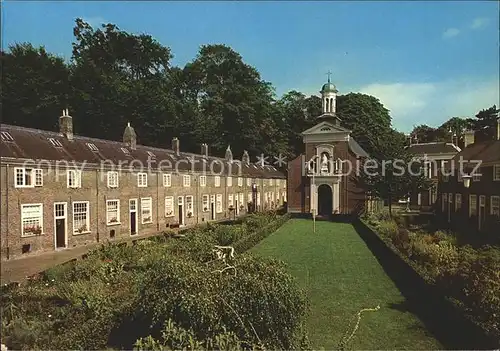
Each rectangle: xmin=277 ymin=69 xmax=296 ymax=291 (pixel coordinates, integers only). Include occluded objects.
xmin=348 ymin=138 xmax=369 ymax=158
xmin=406 ymin=142 xmax=460 ymax=156
xmin=321 ymin=82 xmax=338 ymax=93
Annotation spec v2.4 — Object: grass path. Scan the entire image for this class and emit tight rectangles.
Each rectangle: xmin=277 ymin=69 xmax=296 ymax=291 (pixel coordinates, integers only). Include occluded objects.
xmin=251 ymin=219 xmax=442 ymax=350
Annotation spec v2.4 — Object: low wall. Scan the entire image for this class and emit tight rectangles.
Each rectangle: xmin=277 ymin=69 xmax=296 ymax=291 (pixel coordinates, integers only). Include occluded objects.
xmin=353 ymin=219 xmax=498 ymax=349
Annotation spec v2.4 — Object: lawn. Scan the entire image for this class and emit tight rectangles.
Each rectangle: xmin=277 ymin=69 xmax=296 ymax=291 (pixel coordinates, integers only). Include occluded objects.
xmin=251 ymin=219 xmax=442 ymax=350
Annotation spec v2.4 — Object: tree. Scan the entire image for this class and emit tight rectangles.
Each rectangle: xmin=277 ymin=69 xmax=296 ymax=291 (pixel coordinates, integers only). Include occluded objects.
xmin=466 ymin=105 xmax=499 ymax=138
xmin=1 ymin=43 xmax=70 ymax=131
xmin=336 ymin=93 xmax=393 ymax=156
xmin=361 ymin=129 xmax=431 ymax=217
xmin=409 ymin=125 xmax=437 ymax=143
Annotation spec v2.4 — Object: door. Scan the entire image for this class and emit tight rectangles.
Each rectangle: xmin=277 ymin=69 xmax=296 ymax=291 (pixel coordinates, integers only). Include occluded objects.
xmin=318 ymin=184 xmax=333 ymax=216
xmin=479 ymin=195 xmax=486 ymax=231
xmin=129 ymin=199 xmax=138 ymax=235
xmin=178 ymin=196 xmax=184 ymax=226
xmin=54 ymin=202 xmax=67 ymax=249
xmin=210 ymin=195 xmax=216 ymax=220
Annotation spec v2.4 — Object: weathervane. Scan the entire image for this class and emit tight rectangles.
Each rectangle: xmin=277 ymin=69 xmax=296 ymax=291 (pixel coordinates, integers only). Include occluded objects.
xmin=326 ymin=70 xmax=332 ymax=83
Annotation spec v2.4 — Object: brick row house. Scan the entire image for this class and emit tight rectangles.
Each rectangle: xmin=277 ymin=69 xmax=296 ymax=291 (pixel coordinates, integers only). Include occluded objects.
xmin=437 ymin=122 xmax=500 ymax=236
xmin=407 ymin=141 xmax=461 ymax=211
xmin=287 ymin=78 xmax=370 ymax=217
xmin=0 ymin=110 xmax=287 ymax=260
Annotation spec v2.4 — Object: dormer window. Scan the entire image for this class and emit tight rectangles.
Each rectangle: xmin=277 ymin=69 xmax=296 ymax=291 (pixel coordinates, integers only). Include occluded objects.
xmin=147 ymin=151 xmax=156 ymax=158
xmin=1 ymin=131 xmax=14 ymax=142
xmin=48 ymin=138 xmax=63 ymax=147
xmin=86 ymin=143 xmax=98 ymax=152
xmin=121 ymin=147 xmax=130 ymax=155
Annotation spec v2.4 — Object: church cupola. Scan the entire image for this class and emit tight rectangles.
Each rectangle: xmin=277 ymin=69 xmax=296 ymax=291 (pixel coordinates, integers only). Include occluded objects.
xmin=320 ymin=71 xmax=338 ymax=115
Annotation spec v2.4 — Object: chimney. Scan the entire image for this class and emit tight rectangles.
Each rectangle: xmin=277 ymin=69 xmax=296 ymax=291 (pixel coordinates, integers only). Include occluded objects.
xmin=123 ymin=122 xmax=137 ymax=150
xmin=463 ymin=130 xmax=475 ymax=148
xmin=59 ymin=108 xmax=73 ymax=140
xmin=172 ymin=137 xmax=180 ymax=156
xmin=201 ymin=143 xmax=208 ymax=157
xmin=242 ymin=150 xmax=250 ymax=165
xmin=225 ymin=145 xmax=233 ymax=162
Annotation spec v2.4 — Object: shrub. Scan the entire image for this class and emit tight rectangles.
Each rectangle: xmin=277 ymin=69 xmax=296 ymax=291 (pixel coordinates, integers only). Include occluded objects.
xmin=376 ymin=220 xmax=398 ymax=240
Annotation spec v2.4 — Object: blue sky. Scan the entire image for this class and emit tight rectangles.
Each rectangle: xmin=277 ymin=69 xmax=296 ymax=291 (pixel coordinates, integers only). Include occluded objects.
xmin=3 ymin=1 xmax=499 ymax=132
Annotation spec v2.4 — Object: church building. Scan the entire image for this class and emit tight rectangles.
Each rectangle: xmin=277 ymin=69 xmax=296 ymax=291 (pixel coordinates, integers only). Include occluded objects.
xmin=287 ymin=77 xmax=370 ymax=217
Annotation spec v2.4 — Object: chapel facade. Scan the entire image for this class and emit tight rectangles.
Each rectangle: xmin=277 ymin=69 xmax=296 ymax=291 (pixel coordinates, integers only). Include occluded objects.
xmin=287 ymin=77 xmax=370 ymax=217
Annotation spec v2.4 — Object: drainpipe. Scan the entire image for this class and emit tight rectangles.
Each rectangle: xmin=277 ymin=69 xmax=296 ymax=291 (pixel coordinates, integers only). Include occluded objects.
xmin=6 ymin=164 xmax=10 ymax=260
xmin=96 ymin=169 xmax=99 ymax=243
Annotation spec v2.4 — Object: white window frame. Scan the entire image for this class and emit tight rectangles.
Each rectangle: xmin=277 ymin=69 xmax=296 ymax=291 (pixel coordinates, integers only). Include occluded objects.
xmin=469 ymin=195 xmax=477 ymax=217
xmin=137 ymin=172 xmax=148 ymax=187
xmin=86 ymin=143 xmax=98 ymax=151
xmin=186 ymin=195 xmax=194 ymax=216
xmin=73 ymin=201 xmax=90 ymax=234
xmin=248 ymin=192 xmax=252 ymax=203
xmin=106 ymin=199 xmax=120 ymax=225
xmin=269 ymin=179 xmax=274 ymax=186
xmin=494 ymin=165 xmax=500 ymax=181
xmin=238 ymin=177 xmax=243 ymax=187
xmin=21 ymin=203 xmax=43 ymax=237
xmin=48 ymin=137 xmax=63 ymax=147
xmin=215 ymin=176 xmax=221 ymax=187
xmin=228 ymin=194 xmax=234 ymax=207
xmin=491 ymin=196 xmax=500 ymax=216
xmin=107 ymin=171 xmax=118 ymax=188
xmin=246 ymin=178 xmax=251 ymax=186
xmin=200 ymin=175 xmax=207 ymax=187
xmin=165 ymin=196 xmax=174 ymax=217
xmin=67 ymin=169 xmax=82 ymax=188
xmin=202 ymin=194 xmax=209 ymax=212
xmin=238 ymin=193 xmax=244 ymax=207
xmin=216 ymin=194 xmax=223 ymax=213
xmin=183 ymin=174 xmax=191 ymax=187
xmin=1 ymin=131 xmax=14 ymax=142
xmin=14 ymin=167 xmax=42 ymax=188
xmin=163 ymin=173 xmax=171 ymax=187
xmin=141 ymin=197 xmax=153 ymax=224
xmin=227 ymin=176 xmax=232 ymax=187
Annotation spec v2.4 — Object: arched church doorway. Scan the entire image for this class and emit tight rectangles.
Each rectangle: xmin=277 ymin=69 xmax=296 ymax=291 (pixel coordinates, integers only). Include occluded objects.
xmin=317 ymin=184 xmax=333 ymax=216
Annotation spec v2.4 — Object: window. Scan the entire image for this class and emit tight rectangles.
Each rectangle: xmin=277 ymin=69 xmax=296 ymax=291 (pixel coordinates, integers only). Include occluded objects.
xmin=107 ymin=171 xmax=118 ymax=188
xmin=202 ymin=194 xmax=209 ymax=212
xmin=442 ymin=193 xmax=447 ymax=212
xmin=67 ymin=170 xmax=82 ymax=188
xmin=48 ymin=138 xmax=63 ymax=147
xmin=248 ymin=193 xmax=252 ymax=203
xmin=73 ymin=201 xmax=90 ymax=234
xmin=186 ymin=196 xmax=194 ymax=216
xmin=137 ymin=173 xmax=147 ymax=187
xmin=494 ymin=165 xmax=500 ymax=181
xmin=183 ymin=175 xmax=191 ymax=187
xmin=106 ymin=200 xmax=120 ymax=225
xmin=246 ymin=178 xmax=251 ymax=186
xmin=491 ymin=196 xmax=500 ymax=216
xmin=269 ymin=179 xmax=274 ymax=186
xmin=443 ymin=175 xmax=449 ymax=182
xmin=469 ymin=195 xmax=477 ymax=217
xmin=480 ymin=195 xmax=486 ymax=210
xmin=141 ymin=197 xmax=153 ymax=224
xmin=238 ymin=177 xmax=243 ymax=186
xmin=238 ymin=193 xmax=244 ymax=207
xmin=86 ymin=143 xmax=98 ymax=151
xmin=15 ymin=168 xmax=42 ymax=187
xmin=472 ymin=170 xmax=481 ymax=182
xmin=165 ymin=196 xmax=174 ymax=217
xmin=216 ymin=194 xmax=223 ymax=213
xmin=228 ymin=194 xmax=234 ymax=208
xmin=215 ymin=176 xmax=221 ymax=187
xmin=227 ymin=176 xmax=232 ymax=187
xmin=21 ymin=204 xmax=43 ymax=236
xmin=163 ymin=173 xmax=171 ymax=187
xmin=121 ymin=147 xmax=130 ymax=155
xmin=257 ymin=193 xmax=261 ymax=206
xmin=34 ymin=169 xmax=43 ymax=186
xmin=276 ymin=179 xmax=280 ymax=187
xmin=1 ymin=131 xmax=14 ymax=142
xmin=200 ymin=176 xmax=207 ymax=187
xmin=147 ymin=151 xmax=156 ymax=158
xmin=455 ymin=194 xmax=462 ymax=212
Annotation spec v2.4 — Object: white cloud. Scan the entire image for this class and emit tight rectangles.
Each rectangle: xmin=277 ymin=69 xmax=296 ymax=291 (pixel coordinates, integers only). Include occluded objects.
xmin=470 ymin=17 xmax=489 ymax=30
xmin=355 ymin=78 xmax=500 ymax=132
xmin=82 ymin=16 xmax=108 ymax=28
xmin=442 ymin=28 xmax=460 ymax=39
